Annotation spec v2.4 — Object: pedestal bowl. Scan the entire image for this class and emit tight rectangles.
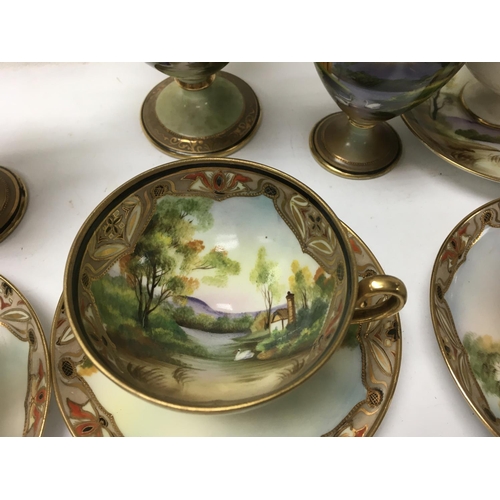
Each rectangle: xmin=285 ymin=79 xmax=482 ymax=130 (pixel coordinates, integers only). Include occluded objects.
xmin=310 ymin=62 xmax=464 ymax=179
xmin=141 ymin=63 xmax=261 ymax=158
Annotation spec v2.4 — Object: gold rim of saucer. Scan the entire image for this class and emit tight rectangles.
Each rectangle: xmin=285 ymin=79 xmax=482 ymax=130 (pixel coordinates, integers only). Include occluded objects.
xmin=430 ymin=197 xmax=500 ymax=436
xmin=63 ymin=157 xmax=359 ymax=414
xmin=141 ymin=72 xmax=261 ymax=158
xmin=0 ymin=166 xmax=28 ymax=243
xmin=331 ymin=221 xmax=402 ymax=437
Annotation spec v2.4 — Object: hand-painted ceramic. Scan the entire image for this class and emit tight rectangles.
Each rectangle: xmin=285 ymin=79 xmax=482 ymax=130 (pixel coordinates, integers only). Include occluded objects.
xmin=0 ymin=275 xmax=50 ymax=436
xmin=461 ymin=63 xmax=500 ymax=128
xmin=402 ymin=66 xmax=500 ymax=183
xmin=54 ymin=223 xmax=402 ymax=436
xmin=147 ymin=63 xmax=229 ymax=85
xmin=310 ymin=62 xmax=463 ymax=179
xmin=63 ymin=158 xmax=406 ymax=413
xmin=141 ymin=63 xmax=261 ymax=158
xmin=430 ymin=198 xmax=500 ymax=435
xmin=317 ymin=63 xmax=463 ymax=124
xmin=0 ymin=166 xmax=28 ymax=243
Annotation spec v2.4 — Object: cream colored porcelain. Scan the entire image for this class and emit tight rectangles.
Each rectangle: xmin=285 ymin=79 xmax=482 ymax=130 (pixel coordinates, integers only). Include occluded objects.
xmin=0 ymin=324 xmax=30 ymax=435
xmin=430 ymin=199 xmax=500 ymax=435
xmin=0 ymin=276 xmax=50 ymax=436
xmin=462 ymin=63 xmax=500 ymax=128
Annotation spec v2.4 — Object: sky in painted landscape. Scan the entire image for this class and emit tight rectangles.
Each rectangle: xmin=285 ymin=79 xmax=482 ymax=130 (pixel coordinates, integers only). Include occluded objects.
xmin=106 ymin=194 xmax=327 ymax=314
xmin=190 ymin=195 xmax=324 ymax=313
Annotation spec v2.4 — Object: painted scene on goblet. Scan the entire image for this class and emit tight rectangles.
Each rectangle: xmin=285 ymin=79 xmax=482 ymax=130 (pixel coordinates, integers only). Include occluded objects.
xmin=317 ymin=62 xmax=462 ymax=122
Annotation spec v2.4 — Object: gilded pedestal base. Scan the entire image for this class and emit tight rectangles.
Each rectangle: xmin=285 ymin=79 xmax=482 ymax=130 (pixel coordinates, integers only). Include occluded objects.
xmin=309 ymin=112 xmax=401 ymax=180
xmin=141 ymin=71 xmax=261 ymax=158
xmin=0 ymin=166 xmax=28 ymax=243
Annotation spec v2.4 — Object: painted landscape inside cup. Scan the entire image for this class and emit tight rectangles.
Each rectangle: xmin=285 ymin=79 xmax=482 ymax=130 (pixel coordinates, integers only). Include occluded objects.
xmin=90 ymin=194 xmax=338 ymax=404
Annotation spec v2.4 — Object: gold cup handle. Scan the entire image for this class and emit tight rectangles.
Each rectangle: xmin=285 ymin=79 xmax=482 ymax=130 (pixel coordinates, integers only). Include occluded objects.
xmin=351 ymin=275 xmax=407 ymax=324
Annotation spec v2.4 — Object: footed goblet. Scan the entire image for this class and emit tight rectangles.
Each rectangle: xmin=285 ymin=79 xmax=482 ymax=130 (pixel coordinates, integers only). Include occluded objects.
xmin=310 ymin=62 xmax=463 ymax=179
xmin=0 ymin=166 xmax=28 ymax=243
xmin=141 ymin=63 xmax=261 ymax=158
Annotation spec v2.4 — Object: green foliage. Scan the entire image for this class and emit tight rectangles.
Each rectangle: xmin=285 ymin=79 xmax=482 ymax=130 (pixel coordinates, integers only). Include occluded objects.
xmin=148 ymin=310 xmax=187 ymax=340
xmin=234 ymin=315 xmax=254 ymax=331
xmin=343 ymin=70 xmax=385 ymax=88
xmin=171 ymin=304 xmax=253 ymax=333
xmin=463 ymin=332 xmax=500 ymax=398
xmin=80 ymin=357 xmax=94 ymax=369
xmin=291 ymin=297 xmax=329 ymax=333
xmin=214 ymin=315 xmax=231 ymax=332
xmin=118 ymin=195 xmax=241 ymax=328
xmin=90 ymin=274 xmax=209 ymax=360
xmin=171 ymin=305 xmax=196 ymax=325
xmin=455 ymin=129 xmax=500 ymax=144
xmin=250 ymin=247 xmax=282 ymax=291
xmin=149 ymin=327 xmax=207 ymax=358
xmin=315 ymin=272 xmax=335 ymax=299
xmin=91 ymin=274 xmax=137 ymax=327
xmin=341 ymin=324 xmax=360 ymax=350
xmin=289 ymin=260 xmax=318 ymax=310
xmin=255 ymin=297 xmax=329 ymax=358
xmin=250 ymin=246 xmax=286 ymax=332
xmin=200 ymin=249 xmax=241 ymax=287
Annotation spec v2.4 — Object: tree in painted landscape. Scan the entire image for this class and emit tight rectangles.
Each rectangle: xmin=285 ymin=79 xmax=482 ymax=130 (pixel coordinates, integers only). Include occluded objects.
xmin=119 ymin=196 xmax=241 ymax=329
xmin=249 ymin=246 xmax=285 ymax=333
xmin=289 ymin=260 xmax=316 ymax=310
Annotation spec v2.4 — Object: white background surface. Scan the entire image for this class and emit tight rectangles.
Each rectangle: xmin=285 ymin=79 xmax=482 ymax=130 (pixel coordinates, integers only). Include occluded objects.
xmin=0 ymin=62 xmax=497 ymax=437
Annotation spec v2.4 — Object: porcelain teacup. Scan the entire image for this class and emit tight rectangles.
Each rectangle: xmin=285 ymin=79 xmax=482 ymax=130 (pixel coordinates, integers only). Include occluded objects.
xmin=64 ymin=158 xmax=406 ymax=413
xmin=461 ymin=62 xmax=500 ymax=128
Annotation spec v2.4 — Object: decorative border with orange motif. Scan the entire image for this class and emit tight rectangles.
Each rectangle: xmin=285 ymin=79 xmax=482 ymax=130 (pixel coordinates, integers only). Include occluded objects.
xmin=327 ymin=224 xmax=402 ymax=437
xmin=0 ymin=275 xmax=51 ymax=436
xmin=430 ymin=198 xmax=500 ymax=436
